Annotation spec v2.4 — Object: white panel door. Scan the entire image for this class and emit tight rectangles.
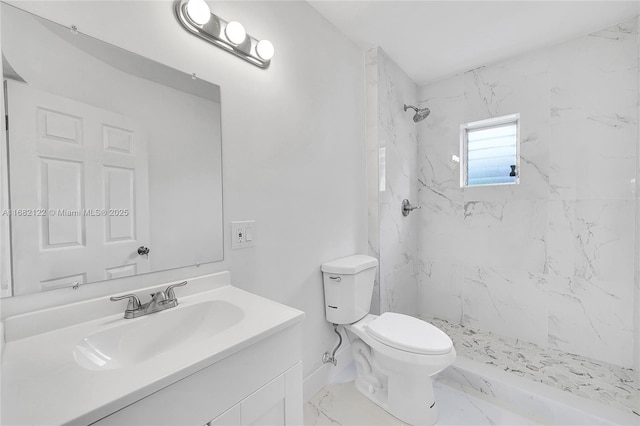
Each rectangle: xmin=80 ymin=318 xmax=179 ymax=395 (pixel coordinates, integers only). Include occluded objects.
xmin=6 ymin=80 xmax=150 ymax=294
xmin=1 ymin=83 xmax=11 ymax=297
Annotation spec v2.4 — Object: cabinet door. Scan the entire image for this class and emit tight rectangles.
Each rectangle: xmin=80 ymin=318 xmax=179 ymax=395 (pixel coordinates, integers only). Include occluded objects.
xmin=283 ymin=362 xmax=303 ymax=425
xmin=240 ymin=362 xmax=302 ymax=426
xmin=241 ymin=374 xmax=285 ymax=425
xmin=208 ymin=404 xmax=240 ymax=426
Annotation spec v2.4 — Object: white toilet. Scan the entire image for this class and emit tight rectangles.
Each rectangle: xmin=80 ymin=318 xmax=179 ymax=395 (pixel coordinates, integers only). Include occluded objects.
xmin=321 ymin=255 xmax=456 ymax=426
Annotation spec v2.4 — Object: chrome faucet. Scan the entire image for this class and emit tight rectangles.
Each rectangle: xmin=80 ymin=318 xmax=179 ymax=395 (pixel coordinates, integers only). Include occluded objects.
xmin=145 ymin=290 xmax=170 ymax=314
xmin=110 ymin=281 xmax=187 ymax=319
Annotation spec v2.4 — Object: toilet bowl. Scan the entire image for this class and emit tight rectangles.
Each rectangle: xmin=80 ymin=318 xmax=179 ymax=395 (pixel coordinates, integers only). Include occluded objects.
xmin=321 ymin=255 xmax=456 ymax=426
xmin=346 ymin=313 xmax=456 ymax=425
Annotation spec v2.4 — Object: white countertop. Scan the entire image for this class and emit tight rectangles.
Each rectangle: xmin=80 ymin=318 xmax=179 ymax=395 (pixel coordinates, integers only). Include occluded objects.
xmin=1 ymin=273 xmax=305 ymax=425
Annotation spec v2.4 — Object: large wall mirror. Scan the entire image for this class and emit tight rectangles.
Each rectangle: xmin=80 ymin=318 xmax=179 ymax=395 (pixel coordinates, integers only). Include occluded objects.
xmin=0 ymin=3 xmax=224 ymax=298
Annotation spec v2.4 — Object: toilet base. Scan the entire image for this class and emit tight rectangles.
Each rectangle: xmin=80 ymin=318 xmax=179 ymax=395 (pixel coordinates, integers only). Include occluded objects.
xmin=354 ymin=373 xmax=438 ymax=426
xmin=350 ymin=338 xmax=439 ymax=426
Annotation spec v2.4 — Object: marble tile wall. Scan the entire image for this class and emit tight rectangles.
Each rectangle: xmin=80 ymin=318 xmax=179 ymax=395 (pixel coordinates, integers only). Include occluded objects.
xmin=636 ymin=14 xmax=640 ymax=373
xmin=418 ymin=17 xmax=639 ymax=368
xmin=365 ymin=48 xmax=381 ymax=315
xmin=366 ymin=47 xmax=419 ymax=316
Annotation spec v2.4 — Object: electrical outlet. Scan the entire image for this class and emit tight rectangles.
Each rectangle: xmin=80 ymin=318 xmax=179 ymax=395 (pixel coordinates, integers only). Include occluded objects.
xmin=231 ymin=220 xmax=255 ymax=249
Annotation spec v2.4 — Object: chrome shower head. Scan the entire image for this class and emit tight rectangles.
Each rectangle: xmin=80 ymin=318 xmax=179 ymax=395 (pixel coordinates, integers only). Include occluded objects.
xmin=404 ymin=104 xmax=430 ymax=122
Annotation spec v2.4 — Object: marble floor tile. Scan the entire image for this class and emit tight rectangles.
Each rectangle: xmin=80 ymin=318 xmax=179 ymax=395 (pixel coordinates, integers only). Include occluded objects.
xmin=432 ymin=382 xmax=537 ymax=426
xmin=303 ymin=380 xmax=537 ymax=426
xmin=304 ymin=381 xmax=404 ymax=426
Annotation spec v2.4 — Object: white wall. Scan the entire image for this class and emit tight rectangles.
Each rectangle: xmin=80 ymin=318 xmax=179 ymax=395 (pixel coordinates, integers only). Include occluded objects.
xmin=418 ymin=17 xmax=639 ymax=369
xmin=1 ymin=0 xmax=367 ymax=392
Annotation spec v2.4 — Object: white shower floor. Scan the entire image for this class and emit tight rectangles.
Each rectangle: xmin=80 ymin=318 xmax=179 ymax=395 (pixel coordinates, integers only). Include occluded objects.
xmin=422 ymin=316 xmax=639 ymax=417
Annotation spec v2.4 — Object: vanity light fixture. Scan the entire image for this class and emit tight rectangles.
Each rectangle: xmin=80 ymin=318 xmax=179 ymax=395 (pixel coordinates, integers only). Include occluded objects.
xmin=256 ymin=40 xmax=275 ymax=61
xmin=176 ymin=0 xmax=274 ymax=69
xmin=225 ymin=21 xmax=246 ymax=45
xmin=185 ymin=0 xmax=210 ymax=25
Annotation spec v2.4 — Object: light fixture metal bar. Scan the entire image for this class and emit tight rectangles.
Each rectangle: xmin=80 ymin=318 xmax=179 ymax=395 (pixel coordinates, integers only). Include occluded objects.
xmin=175 ymin=0 xmax=271 ymax=69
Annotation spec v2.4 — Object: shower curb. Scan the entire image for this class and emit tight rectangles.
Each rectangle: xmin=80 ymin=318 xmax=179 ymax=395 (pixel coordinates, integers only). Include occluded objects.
xmin=438 ymin=357 xmax=639 ymax=425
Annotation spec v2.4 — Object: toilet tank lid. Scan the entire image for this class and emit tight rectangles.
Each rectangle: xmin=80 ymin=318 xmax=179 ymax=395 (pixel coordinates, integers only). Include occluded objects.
xmin=321 ymin=255 xmax=378 ymax=274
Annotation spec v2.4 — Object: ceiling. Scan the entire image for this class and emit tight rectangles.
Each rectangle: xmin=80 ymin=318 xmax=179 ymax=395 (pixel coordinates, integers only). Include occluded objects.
xmin=308 ymin=1 xmax=640 ymax=85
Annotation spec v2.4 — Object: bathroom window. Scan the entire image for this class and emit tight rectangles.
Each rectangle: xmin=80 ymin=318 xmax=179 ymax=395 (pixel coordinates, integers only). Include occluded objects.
xmin=460 ymin=114 xmax=520 ymax=187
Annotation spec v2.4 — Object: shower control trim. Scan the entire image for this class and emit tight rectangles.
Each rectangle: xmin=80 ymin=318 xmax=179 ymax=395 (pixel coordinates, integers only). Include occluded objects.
xmin=402 ymin=199 xmax=421 ymax=216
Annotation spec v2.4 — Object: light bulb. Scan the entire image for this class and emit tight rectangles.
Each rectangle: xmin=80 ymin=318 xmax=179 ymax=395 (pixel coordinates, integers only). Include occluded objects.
xmin=225 ymin=21 xmax=246 ymax=45
xmin=256 ymin=40 xmax=274 ymax=61
xmin=186 ymin=0 xmax=210 ymax=25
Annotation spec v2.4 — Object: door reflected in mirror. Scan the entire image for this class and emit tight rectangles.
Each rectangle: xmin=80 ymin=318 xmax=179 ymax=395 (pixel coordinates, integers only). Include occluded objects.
xmin=1 ymin=3 xmax=224 ymax=297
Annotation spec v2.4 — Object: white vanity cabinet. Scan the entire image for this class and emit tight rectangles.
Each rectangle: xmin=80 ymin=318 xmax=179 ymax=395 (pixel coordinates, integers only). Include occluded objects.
xmin=208 ymin=363 xmax=301 ymax=426
xmin=90 ymin=324 xmax=303 ymax=426
xmin=2 ymin=275 xmax=305 ymax=426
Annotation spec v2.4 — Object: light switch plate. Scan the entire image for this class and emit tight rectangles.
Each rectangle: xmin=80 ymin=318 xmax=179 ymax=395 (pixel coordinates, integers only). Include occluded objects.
xmin=231 ymin=220 xmax=255 ymax=249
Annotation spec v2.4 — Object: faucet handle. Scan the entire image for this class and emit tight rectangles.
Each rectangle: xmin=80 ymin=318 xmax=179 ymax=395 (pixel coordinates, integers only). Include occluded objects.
xmin=166 ymin=281 xmax=187 ymax=301
xmin=110 ymin=294 xmax=142 ymax=311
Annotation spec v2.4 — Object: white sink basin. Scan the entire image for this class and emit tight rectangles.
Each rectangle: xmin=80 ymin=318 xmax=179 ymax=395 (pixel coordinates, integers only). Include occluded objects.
xmin=73 ymin=300 xmax=244 ymax=370
xmin=2 ymin=273 xmax=305 ymax=426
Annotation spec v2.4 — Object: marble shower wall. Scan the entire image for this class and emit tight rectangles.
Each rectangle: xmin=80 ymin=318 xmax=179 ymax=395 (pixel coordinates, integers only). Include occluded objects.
xmin=418 ymin=17 xmax=639 ymax=369
xmin=636 ymin=14 xmax=640 ymax=374
xmin=366 ymin=47 xmax=419 ymax=316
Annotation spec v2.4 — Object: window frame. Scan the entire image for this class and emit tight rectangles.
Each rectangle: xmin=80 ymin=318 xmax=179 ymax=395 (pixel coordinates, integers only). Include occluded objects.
xmin=460 ymin=113 xmax=521 ymax=188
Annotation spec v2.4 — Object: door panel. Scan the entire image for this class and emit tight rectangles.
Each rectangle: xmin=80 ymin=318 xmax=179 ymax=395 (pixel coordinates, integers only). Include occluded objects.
xmin=6 ymin=80 xmax=150 ymax=294
xmin=37 ymin=107 xmax=83 ymax=145
xmin=103 ymin=125 xmax=134 ymax=154
xmin=40 ymin=157 xmax=85 ymax=248
xmin=103 ymin=166 xmax=135 ymax=242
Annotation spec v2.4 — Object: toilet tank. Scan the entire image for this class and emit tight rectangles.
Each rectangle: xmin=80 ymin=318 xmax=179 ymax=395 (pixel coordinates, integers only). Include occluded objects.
xmin=321 ymin=255 xmax=378 ymax=324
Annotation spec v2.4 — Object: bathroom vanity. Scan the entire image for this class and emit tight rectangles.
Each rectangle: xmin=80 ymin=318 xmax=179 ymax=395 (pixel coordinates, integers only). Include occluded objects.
xmin=0 ymin=272 xmax=305 ymax=425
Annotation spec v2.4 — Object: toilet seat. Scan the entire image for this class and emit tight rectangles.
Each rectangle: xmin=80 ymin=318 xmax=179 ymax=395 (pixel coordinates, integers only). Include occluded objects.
xmin=365 ymin=312 xmax=453 ymax=355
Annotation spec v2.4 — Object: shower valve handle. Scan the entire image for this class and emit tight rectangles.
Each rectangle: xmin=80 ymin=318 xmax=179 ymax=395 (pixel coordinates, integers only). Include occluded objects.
xmin=402 ymin=199 xmax=421 ymax=216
